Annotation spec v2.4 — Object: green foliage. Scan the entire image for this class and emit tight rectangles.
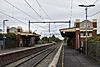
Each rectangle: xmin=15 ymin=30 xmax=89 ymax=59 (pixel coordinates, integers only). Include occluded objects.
xmin=41 ymin=35 xmax=61 ymax=43
xmin=5 ymin=39 xmax=16 ymax=49
xmin=35 ymin=36 xmax=40 ymax=44
xmin=41 ymin=37 xmax=49 ymax=43
xmin=88 ymin=36 xmax=100 ymax=42
xmin=5 ymin=33 xmax=16 ymax=39
xmin=5 ymin=33 xmax=16 ymax=49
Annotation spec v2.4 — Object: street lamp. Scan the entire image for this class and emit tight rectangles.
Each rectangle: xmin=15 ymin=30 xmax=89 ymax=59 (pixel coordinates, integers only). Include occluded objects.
xmin=79 ymin=5 xmax=95 ymax=55
xmin=3 ymin=20 xmax=8 ymax=49
xmin=3 ymin=20 xmax=8 ymax=33
xmin=79 ymin=5 xmax=95 ymax=20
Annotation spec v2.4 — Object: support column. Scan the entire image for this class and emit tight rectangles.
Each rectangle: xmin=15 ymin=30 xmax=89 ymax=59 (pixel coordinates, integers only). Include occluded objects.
xmin=75 ymin=30 xmax=79 ymax=49
xmin=16 ymin=34 xmax=20 ymax=47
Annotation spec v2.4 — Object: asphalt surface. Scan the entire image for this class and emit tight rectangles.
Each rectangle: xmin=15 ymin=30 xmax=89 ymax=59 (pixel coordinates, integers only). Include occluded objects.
xmin=64 ymin=45 xmax=100 ymax=67
xmin=57 ymin=43 xmax=100 ymax=67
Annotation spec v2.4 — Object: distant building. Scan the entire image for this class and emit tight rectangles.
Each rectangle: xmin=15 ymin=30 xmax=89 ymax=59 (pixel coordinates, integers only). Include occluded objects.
xmin=60 ymin=19 xmax=97 ymax=49
xmin=7 ymin=26 xmax=40 ymax=47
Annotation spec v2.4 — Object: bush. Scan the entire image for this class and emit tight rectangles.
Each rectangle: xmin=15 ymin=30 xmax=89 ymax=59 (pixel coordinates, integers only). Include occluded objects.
xmin=5 ymin=33 xmax=16 ymax=49
xmin=88 ymin=36 xmax=100 ymax=42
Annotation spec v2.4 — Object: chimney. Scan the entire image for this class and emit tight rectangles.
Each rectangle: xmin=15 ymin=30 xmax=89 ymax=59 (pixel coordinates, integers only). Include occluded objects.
xmin=92 ymin=19 xmax=97 ymax=28
xmin=7 ymin=26 xmax=10 ymax=33
xmin=17 ymin=26 xmax=22 ymax=32
xmin=75 ymin=19 xmax=80 ymax=28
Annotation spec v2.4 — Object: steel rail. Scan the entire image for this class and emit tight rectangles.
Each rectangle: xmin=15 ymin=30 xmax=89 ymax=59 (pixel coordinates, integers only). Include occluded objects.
xmin=15 ymin=45 xmax=57 ymax=67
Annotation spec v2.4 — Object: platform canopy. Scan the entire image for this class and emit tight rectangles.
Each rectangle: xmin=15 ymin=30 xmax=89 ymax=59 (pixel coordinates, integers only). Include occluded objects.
xmin=59 ymin=27 xmax=76 ymax=37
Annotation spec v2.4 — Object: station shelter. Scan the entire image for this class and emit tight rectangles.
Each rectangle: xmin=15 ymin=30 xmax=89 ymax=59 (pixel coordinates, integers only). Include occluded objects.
xmin=60 ymin=19 xmax=97 ymax=49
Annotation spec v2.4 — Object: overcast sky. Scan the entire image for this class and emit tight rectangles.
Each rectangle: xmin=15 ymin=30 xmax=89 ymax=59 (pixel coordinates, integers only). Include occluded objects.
xmin=0 ymin=0 xmax=100 ymax=39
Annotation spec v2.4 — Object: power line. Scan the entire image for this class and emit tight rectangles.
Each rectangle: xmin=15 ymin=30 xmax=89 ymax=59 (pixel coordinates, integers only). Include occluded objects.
xmin=4 ymin=0 xmax=38 ymax=20
xmin=24 ymin=0 xmax=43 ymax=19
xmin=0 ymin=11 xmax=47 ymax=31
xmin=0 ymin=9 xmax=27 ymax=25
xmin=86 ymin=0 xmax=99 ymax=17
xmin=35 ymin=0 xmax=51 ymax=20
xmin=4 ymin=0 xmax=48 ymax=30
xmin=93 ymin=0 xmax=98 ymax=4
xmin=88 ymin=10 xmax=100 ymax=17
xmin=35 ymin=0 xmax=52 ymax=33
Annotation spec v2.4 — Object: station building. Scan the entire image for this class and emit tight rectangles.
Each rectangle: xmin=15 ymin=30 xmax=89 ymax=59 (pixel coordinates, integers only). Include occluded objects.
xmin=60 ymin=19 xmax=97 ymax=49
xmin=7 ymin=26 xmax=40 ymax=47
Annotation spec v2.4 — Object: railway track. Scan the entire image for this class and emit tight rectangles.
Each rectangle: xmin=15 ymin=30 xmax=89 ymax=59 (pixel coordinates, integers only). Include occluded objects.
xmin=2 ymin=44 xmax=59 ymax=67
xmin=0 ymin=43 xmax=56 ymax=67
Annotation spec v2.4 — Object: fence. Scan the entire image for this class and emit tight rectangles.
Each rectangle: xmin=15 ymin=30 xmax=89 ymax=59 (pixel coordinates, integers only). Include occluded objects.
xmin=88 ymin=41 xmax=100 ymax=61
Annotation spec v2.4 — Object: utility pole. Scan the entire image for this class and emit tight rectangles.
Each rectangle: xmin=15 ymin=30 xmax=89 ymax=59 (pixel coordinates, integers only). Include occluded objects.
xmin=28 ymin=20 xmax=30 ymax=33
xmin=29 ymin=20 xmax=70 ymax=33
xmin=3 ymin=20 xmax=8 ymax=49
xmin=79 ymin=4 xmax=95 ymax=55
xmin=69 ymin=20 xmax=71 ymax=28
xmin=49 ymin=22 xmax=50 ymax=32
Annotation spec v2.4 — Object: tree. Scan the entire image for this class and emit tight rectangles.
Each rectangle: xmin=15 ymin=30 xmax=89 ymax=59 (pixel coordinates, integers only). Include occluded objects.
xmin=41 ymin=37 xmax=49 ymax=43
xmin=34 ymin=36 xmax=40 ymax=44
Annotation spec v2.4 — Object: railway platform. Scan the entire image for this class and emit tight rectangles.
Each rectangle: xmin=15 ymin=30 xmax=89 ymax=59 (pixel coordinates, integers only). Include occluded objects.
xmin=57 ymin=43 xmax=100 ymax=67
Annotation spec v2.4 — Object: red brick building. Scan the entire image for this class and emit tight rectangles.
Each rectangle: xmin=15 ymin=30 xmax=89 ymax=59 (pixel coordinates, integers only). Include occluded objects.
xmin=60 ymin=19 xmax=97 ymax=49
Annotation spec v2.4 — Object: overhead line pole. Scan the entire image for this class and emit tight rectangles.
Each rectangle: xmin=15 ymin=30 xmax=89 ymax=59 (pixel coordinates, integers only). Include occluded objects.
xmin=28 ymin=20 xmax=70 ymax=33
xmin=29 ymin=20 xmax=30 ymax=32
xmin=29 ymin=21 xmax=70 ymax=23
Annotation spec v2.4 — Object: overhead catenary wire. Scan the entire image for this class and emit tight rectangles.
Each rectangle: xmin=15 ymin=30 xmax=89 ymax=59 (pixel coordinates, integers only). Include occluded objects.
xmin=80 ymin=0 xmax=99 ymax=17
xmin=24 ymin=0 xmax=49 ymax=30
xmin=88 ymin=10 xmax=100 ymax=17
xmin=0 ymin=9 xmax=47 ymax=30
xmin=4 ymin=0 xmax=49 ymax=30
xmin=93 ymin=0 xmax=98 ymax=4
xmin=0 ymin=10 xmax=27 ymax=25
xmin=4 ymin=0 xmax=38 ymax=20
xmin=35 ymin=0 xmax=51 ymax=20
xmin=35 ymin=0 xmax=51 ymax=33
xmin=24 ymin=0 xmax=43 ymax=20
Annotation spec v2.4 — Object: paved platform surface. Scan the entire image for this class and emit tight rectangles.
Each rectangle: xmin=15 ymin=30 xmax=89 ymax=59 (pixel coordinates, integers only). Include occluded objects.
xmin=64 ymin=45 xmax=100 ymax=67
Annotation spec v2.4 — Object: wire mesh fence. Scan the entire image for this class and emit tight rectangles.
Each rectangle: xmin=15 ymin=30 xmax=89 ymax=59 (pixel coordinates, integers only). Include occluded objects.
xmin=88 ymin=41 xmax=100 ymax=61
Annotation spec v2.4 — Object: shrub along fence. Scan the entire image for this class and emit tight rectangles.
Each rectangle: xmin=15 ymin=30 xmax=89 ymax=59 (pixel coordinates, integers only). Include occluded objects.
xmin=5 ymin=38 xmax=16 ymax=49
xmin=5 ymin=33 xmax=16 ymax=49
xmin=88 ymin=41 xmax=100 ymax=61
